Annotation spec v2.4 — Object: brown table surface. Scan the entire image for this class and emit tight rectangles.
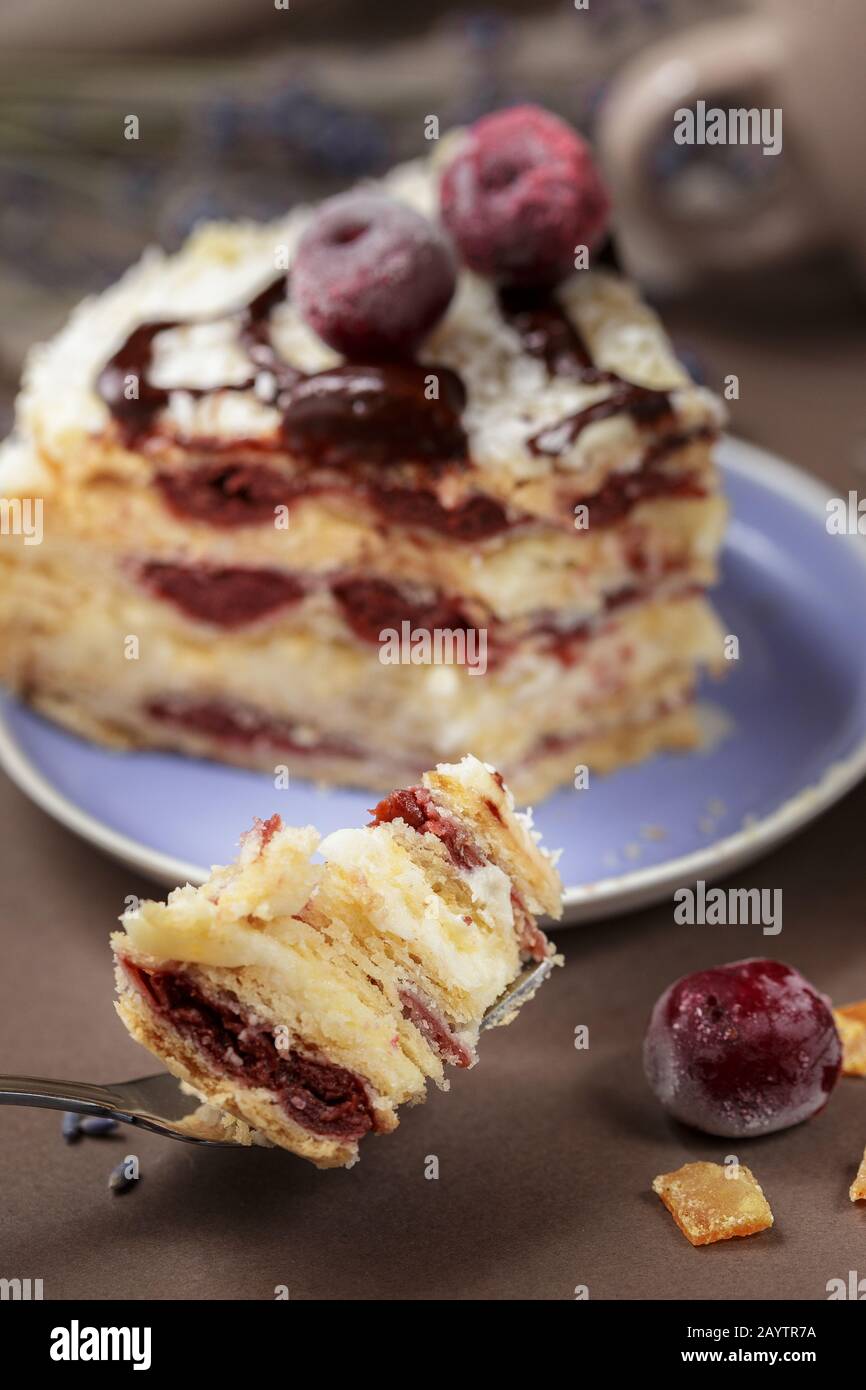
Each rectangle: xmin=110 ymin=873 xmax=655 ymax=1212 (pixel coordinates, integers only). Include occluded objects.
xmin=2 ymin=279 xmax=865 ymax=1302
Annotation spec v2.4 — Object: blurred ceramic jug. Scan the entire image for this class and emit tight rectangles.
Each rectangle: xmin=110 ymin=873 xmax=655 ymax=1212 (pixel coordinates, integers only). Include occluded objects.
xmin=598 ymin=0 xmax=866 ymax=291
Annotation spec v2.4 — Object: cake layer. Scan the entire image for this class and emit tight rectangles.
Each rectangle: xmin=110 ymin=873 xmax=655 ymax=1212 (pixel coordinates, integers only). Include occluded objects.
xmin=12 ymin=146 xmax=723 ymax=532
xmin=0 ymin=118 xmax=726 ymax=805
xmin=112 ymin=756 xmax=562 ymax=1165
xmin=0 ymin=504 xmax=723 ymax=656
xmin=0 ymin=533 xmax=724 ymax=768
xmin=87 ymin=687 xmax=698 ymax=804
xmin=0 ymin=443 xmax=723 ymax=633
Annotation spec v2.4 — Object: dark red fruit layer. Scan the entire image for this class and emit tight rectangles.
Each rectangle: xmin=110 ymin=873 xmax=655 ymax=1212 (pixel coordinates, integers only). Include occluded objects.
xmin=156 ymin=461 xmax=291 ymax=527
xmin=570 ymin=432 xmax=711 ymax=527
xmin=440 ymin=104 xmax=610 ymax=286
xmin=510 ymin=888 xmax=549 ymax=964
xmin=371 ymin=786 xmax=485 ymax=871
xmin=398 ymin=988 xmax=473 ymax=1068
xmin=291 ymin=191 xmax=456 ymax=358
xmin=369 ymin=485 xmax=511 ymax=541
xmin=123 ymin=962 xmax=375 ymax=1141
xmin=146 ymin=697 xmax=359 ymax=758
xmin=140 ymin=562 xmax=305 ymax=628
xmin=643 ymin=957 xmax=842 ymax=1138
xmin=371 ymin=791 xmax=549 ymax=963
xmin=154 ymin=437 xmax=709 ymax=538
xmin=332 ymin=577 xmax=471 ymax=646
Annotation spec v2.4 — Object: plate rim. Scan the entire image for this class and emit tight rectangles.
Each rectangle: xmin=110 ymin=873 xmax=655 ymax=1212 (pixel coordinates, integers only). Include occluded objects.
xmin=1 ymin=435 xmax=865 ymax=919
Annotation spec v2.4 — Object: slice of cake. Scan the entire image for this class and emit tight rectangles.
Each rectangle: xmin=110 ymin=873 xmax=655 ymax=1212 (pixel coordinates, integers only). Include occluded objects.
xmin=111 ymin=756 xmax=562 ymax=1167
xmin=0 ymin=104 xmax=726 ymax=803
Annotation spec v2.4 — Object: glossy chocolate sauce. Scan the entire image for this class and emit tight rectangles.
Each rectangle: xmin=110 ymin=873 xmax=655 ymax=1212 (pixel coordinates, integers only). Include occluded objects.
xmin=97 ymin=270 xmax=708 ymax=540
xmin=97 ymin=320 xmax=191 ymax=445
xmin=498 ymin=284 xmax=614 ymax=383
xmin=529 ymin=382 xmax=672 ymax=456
xmin=496 ymin=285 xmax=674 ymax=455
xmin=281 ymin=363 xmax=466 ymax=470
xmin=97 ymin=275 xmax=468 ymax=469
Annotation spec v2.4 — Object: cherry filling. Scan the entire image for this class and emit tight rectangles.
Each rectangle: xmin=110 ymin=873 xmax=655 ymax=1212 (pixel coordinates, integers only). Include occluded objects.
xmin=369 ymin=485 xmax=511 ymax=542
xmin=371 ymin=786 xmax=485 ymax=871
xmin=155 ymin=461 xmax=292 ymax=527
xmin=122 ymin=962 xmax=376 ymax=1141
xmin=332 ymin=577 xmax=472 ymax=645
xmin=510 ymin=888 xmax=549 ymax=964
xmin=154 ymin=446 xmax=708 ymax=538
xmin=371 ymin=790 xmax=550 ymax=963
xmin=398 ymin=989 xmax=473 ymax=1068
xmin=140 ymin=562 xmax=305 ymax=628
xmin=146 ymin=697 xmax=360 ymax=758
xmin=574 ymin=429 xmax=712 ymax=527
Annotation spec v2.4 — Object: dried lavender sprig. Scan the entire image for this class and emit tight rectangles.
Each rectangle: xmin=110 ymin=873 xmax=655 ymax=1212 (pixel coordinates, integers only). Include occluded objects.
xmin=80 ymin=1115 xmax=119 ymax=1137
xmin=61 ymin=1112 xmax=81 ymax=1144
xmin=108 ymin=1158 xmax=140 ymax=1195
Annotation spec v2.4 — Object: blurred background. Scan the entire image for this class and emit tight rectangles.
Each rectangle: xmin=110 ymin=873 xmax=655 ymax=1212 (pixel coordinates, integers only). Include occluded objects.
xmin=1 ymin=0 xmax=864 ymax=481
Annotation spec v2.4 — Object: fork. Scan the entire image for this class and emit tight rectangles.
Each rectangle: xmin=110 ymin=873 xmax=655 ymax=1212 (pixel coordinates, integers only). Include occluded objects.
xmin=0 ymin=957 xmax=554 ymax=1145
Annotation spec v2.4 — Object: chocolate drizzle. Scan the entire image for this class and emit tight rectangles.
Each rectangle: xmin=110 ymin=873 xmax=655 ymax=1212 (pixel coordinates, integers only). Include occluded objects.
xmin=96 ymin=274 xmax=467 ymax=467
xmin=96 ymin=320 xmax=183 ymax=444
xmin=96 ymin=277 xmax=294 ymax=446
xmin=238 ymin=276 xmax=297 ymax=378
xmin=281 ymin=363 xmax=467 ymax=470
xmin=498 ymin=284 xmax=613 ymax=383
xmin=95 ymin=265 xmax=707 ymax=535
xmin=498 ymin=283 xmax=675 ymax=456
xmin=529 ymin=381 xmax=672 ymax=456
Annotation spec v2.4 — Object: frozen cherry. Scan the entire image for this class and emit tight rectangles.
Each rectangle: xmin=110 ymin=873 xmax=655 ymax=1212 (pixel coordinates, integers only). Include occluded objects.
xmin=439 ymin=103 xmax=610 ymax=286
xmin=643 ymin=958 xmax=842 ymax=1137
xmin=292 ymin=192 xmax=456 ymax=359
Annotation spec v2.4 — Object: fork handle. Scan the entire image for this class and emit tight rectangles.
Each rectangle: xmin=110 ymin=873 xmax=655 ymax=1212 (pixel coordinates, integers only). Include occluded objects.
xmin=0 ymin=1075 xmax=126 ymax=1118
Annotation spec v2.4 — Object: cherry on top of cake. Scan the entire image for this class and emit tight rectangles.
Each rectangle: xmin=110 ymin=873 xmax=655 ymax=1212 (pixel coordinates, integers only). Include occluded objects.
xmin=95 ymin=104 xmax=673 ymax=468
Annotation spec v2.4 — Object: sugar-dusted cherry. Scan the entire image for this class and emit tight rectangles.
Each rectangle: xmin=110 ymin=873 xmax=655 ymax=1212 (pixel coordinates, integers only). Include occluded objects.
xmin=643 ymin=957 xmax=842 ymax=1137
xmin=439 ymin=103 xmax=610 ymax=286
xmin=292 ymin=191 xmax=456 ymax=359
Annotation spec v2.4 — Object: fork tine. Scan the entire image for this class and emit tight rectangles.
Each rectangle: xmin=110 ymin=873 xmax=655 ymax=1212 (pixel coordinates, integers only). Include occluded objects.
xmin=481 ymin=956 xmax=555 ymax=1031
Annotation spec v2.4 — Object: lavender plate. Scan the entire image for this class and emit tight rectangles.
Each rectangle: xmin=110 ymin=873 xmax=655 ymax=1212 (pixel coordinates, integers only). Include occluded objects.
xmin=2 ymin=436 xmax=866 ymax=924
